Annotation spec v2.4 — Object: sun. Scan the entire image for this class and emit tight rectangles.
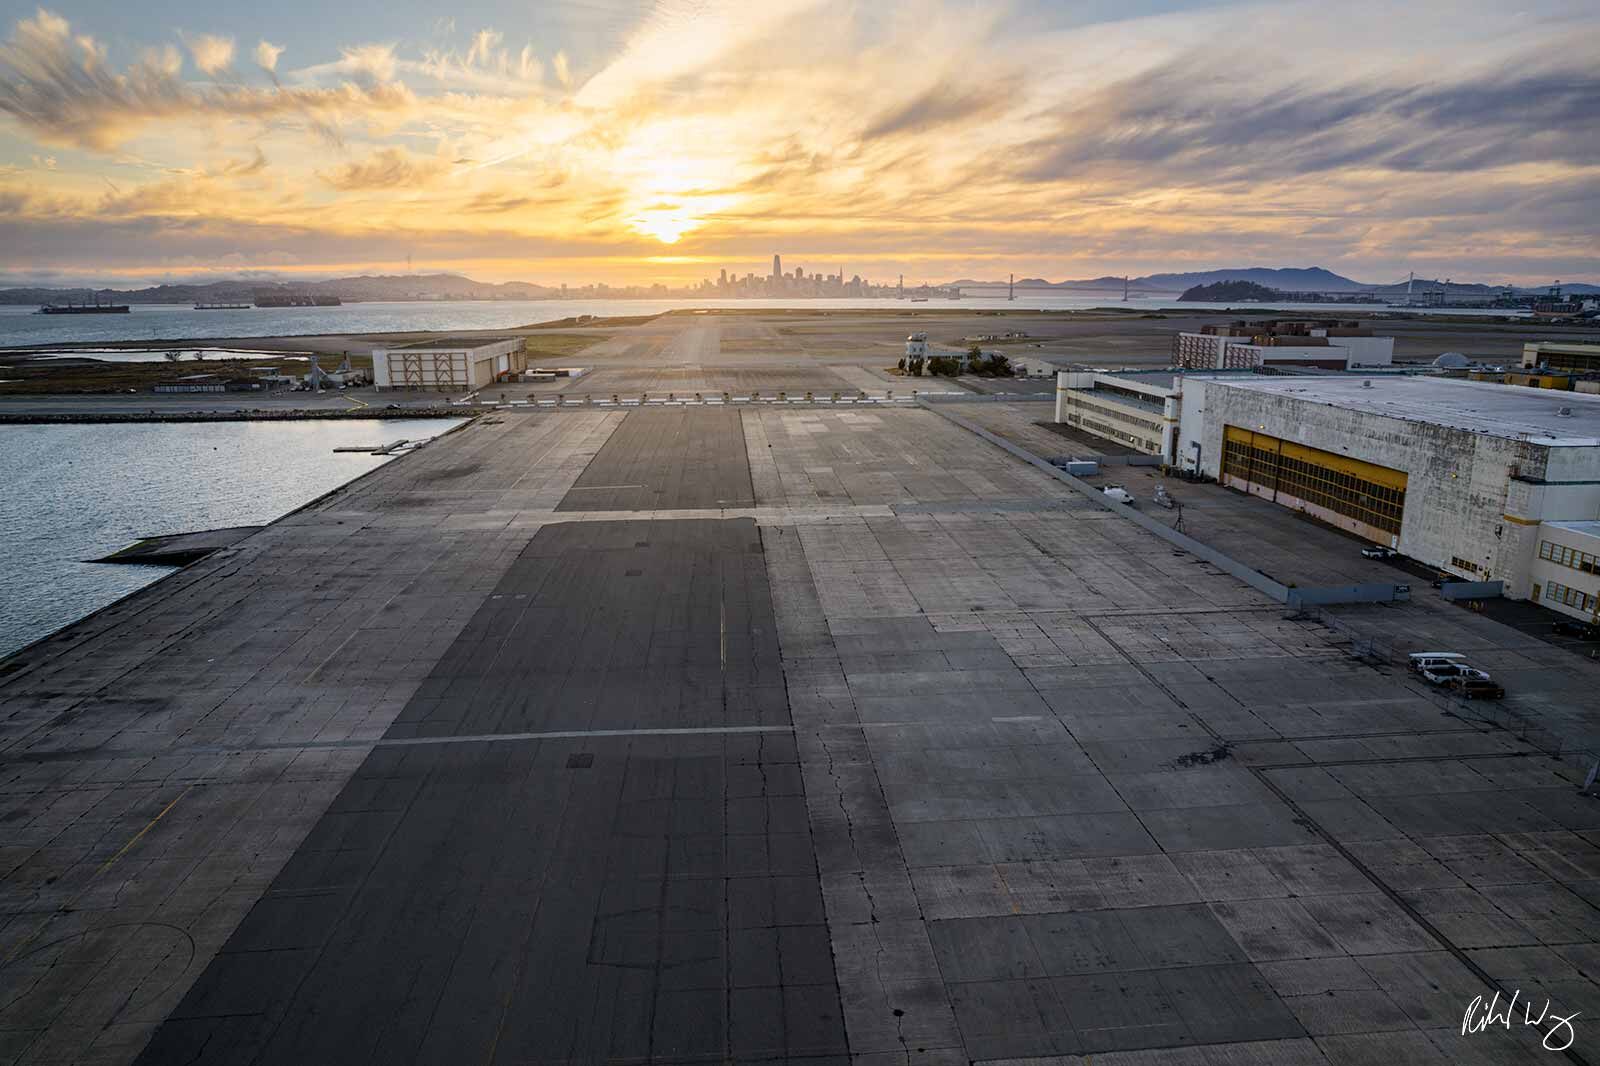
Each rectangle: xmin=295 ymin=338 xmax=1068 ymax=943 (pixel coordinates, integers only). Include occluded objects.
xmin=627 ymin=207 xmax=701 ymax=244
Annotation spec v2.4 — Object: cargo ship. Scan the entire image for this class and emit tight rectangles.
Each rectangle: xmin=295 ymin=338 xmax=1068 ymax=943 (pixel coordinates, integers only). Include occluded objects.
xmin=195 ymin=302 xmax=251 ymax=310
xmin=37 ymin=299 xmax=130 ymax=314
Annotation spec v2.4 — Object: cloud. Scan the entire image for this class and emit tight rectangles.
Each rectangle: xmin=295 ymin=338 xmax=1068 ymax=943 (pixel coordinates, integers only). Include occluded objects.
xmin=1013 ymin=53 xmax=1600 ymax=186
xmin=317 ymin=146 xmax=446 ymax=190
xmin=417 ymin=28 xmax=543 ymax=90
xmin=142 ymin=43 xmax=183 ymax=78
xmin=0 ymin=10 xmax=416 ymax=149
xmin=465 ymin=29 xmax=502 ymax=67
xmin=859 ymin=76 xmax=1021 ymax=142
xmin=574 ymin=0 xmax=825 ymax=107
xmin=214 ymin=146 xmax=267 ymax=177
xmin=254 ymin=40 xmax=283 ymax=71
xmin=187 ymin=33 xmax=234 ymax=75
xmin=463 ymin=191 xmax=532 ymax=213
xmin=0 ymin=0 xmax=1596 ymax=286
xmin=332 ymin=43 xmax=397 ymax=85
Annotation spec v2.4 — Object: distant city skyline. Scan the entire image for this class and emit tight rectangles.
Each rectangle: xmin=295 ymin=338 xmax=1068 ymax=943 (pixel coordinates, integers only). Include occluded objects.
xmin=0 ymin=1 xmax=1595 ymax=287
xmin=4 ymin=260 xmax=1593 ymax=298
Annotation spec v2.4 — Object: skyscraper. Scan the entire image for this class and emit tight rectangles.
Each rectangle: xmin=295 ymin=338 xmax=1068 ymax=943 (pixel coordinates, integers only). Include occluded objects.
xmin=772 ymin=254 xmax=781 ymax=279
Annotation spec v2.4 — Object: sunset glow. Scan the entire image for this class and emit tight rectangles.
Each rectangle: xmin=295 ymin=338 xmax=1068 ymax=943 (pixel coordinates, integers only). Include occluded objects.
xmin=0 ymin=0 xmax=1595 ymax=287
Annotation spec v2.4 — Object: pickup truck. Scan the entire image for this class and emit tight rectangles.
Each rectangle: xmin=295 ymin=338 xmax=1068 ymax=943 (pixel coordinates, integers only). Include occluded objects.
xmin=1448 ymin=677 xmax=1505 ymax=700
xmin=1420 ymin=663 xmax=1491 ymax=686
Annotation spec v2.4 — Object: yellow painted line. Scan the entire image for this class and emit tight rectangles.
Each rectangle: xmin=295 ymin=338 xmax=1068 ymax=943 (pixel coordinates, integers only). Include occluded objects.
xmin=345 ymin=395 xmax=369 ymax=409
xmin=95 ymin=786 xmax=192 ymax=877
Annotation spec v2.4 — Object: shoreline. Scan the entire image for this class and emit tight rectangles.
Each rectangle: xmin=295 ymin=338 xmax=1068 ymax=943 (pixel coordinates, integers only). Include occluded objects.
xmin=0 ymin=406 xmax=467 ymax=425
xmin=0 ymin=305 xmax=1570 ymax=355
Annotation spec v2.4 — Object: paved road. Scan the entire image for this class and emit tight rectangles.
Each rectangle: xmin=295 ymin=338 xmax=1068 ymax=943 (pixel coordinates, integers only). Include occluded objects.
xmin=136 ymin=518 xmax=846 ymax=1064
xmin=558 ymin=408 xmax=756 ymax=512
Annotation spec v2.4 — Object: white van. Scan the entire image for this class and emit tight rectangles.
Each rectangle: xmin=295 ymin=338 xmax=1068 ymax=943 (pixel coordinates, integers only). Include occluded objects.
xmin=1408 ymin=651 xmax=1466 ymax=674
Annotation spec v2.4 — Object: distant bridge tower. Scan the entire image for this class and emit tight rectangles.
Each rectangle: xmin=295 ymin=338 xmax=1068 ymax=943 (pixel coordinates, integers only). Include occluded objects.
xmin=1008 ymin=273 xmax=1014 ymax=301
xmin=898 ymin=274 xmax=904 ymax=299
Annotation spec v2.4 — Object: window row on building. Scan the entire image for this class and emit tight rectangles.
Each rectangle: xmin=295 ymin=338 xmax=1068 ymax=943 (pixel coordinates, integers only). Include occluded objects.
xmin=1545 ymin=581 xmax=1597 ymax=614
xmin=1067 ymin=414 xmax=1154 ymax=450
xmin=1450 ymin=556 xmax=1483 ymax=575
xmin=1539 ymin=540 xmax=1599 ymax=574
xmin=1061 ymin=394 xmax=1163 ymax=435
xmin=1220 ymin=428 xmax=1407 ymax=535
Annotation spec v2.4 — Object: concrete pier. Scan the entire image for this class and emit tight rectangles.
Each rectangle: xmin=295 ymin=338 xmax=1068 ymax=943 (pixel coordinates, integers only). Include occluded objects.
xmin=5 ymin=317 xmax=1600 ymax=1065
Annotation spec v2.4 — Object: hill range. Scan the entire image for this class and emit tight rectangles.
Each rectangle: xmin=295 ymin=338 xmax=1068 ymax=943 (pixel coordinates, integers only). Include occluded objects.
xmin=947 ymin=267 xmax=1597 ymax=296
xmin=2 ymin=267 xmax=1594 ymax=305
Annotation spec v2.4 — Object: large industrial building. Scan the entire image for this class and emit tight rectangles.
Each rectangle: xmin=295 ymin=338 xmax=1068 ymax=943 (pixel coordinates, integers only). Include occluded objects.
xmin=1052 ymin=367 xmax=1336 ymax=461
xmin=1173 ymin=320 xmax=1394 ymax=370
xmin=1176 ymin=375 xmax=1600 ymax=617
xmin=372 ymin=337 xmax=525 ymax=391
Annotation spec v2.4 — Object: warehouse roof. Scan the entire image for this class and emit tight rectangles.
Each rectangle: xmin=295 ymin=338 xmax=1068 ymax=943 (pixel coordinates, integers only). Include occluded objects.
xmin=1198 ymin=375 xmax=1600 ymax=445
xmin=1544 ymin=520 xmax=1600 ymax=538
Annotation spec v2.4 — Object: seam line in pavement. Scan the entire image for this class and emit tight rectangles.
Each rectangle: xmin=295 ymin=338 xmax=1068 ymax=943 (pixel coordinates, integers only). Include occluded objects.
xmin=1250 ymin=764 xmax=1595 ymax=1066
xmin=302 ymin=724 xmax=799 ymax=748
xmin=3 ymin=722 xmax=1519 ymax=765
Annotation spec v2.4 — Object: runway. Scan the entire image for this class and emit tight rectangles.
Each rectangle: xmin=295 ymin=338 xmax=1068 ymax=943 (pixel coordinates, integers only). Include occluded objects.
xmin=6 ymin=316 xmax=1600 ymax=1065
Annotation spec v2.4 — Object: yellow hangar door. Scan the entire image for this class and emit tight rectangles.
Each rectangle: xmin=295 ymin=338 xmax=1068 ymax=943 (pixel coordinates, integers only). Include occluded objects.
xmin=1220 ymin=425 xmax=1407 ymax=546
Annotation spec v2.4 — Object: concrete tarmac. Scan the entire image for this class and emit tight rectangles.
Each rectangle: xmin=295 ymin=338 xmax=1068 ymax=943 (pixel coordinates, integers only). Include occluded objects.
xmin=6 ymin=315 xmax=1600 ymax=1065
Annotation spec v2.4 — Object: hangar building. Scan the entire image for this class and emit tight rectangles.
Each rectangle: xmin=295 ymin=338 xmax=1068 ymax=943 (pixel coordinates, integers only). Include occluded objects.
xmin=373 ymin=337 xmax=525 ymax=391
xmin=1176 ymin=375 xmax=1600 ymax=617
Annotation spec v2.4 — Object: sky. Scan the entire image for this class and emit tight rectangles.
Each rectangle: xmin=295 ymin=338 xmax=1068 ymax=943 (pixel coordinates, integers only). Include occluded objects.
xmin=0 ymin=0 xmax=1596 ymax=289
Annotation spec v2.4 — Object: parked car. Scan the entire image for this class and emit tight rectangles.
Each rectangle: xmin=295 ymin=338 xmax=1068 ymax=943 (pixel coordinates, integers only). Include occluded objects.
xmin=1448 ymin=677 xmax=1505 ymax=700
xmin=1553 ymin=619 xmax=1600 ymax=640
xmin=1102 ymin=486 xmax=1134 ymax=505
xmin=1421 ymin=663 xmax=1491 ymax=686
xmin=1408 ymin=652 xmax=1466 ymax=674
xmin=1361 ymin=546 xmax=1398 ymax=560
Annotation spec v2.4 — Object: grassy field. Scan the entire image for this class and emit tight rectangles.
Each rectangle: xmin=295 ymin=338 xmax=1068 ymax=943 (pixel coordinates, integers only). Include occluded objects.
xmin=520 ymin=332 xmax=612 ymax=363
xmin=0 ymin=353 xmax=372 ymax=394
xmin=518 ymin=314 xmax=657 ymax=330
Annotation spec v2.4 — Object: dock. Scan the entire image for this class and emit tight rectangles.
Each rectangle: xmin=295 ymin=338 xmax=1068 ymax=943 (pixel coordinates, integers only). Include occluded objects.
xmin=3 ymin=315 xmax=1599 ymax=1065
xmin=331 ymin=438 xmax=413 ymax=455
xmin=92 ymin=526 xmax=263 ymax=566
